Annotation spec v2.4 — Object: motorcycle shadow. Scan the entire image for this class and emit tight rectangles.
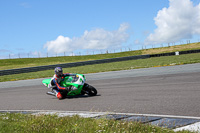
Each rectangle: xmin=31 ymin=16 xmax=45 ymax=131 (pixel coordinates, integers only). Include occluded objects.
xmin=64 ymin=94 xmax=101 ymax=99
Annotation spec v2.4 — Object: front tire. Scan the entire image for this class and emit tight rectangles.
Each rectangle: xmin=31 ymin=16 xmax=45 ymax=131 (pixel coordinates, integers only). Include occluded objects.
xmin=88 ymin=86 xmax=97 ymax=96
xmin=82 ymin=83 xmax=97 ymax=96
xmin=88 ymin=85 xmax=97 ymax=96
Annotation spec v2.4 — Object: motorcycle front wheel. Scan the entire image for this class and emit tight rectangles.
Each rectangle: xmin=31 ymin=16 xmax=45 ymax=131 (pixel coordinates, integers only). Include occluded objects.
xmin=82 ymin=83 xmax=97 ymax=96
xmin=88 ymin=85 xmax=97 ymax=96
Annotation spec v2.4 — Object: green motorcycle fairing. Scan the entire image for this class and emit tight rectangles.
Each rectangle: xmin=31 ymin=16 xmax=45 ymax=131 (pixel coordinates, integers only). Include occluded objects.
xmin=42 ymin=74 xmax=86 ymax=96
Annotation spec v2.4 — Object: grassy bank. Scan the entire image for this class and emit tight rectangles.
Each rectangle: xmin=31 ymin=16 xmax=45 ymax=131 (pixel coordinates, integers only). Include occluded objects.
xmin=0 ymin=42 xmax=200 ymax=70
xmin=1 ymin=52 xmax=200 ymax=82
xmin=0 ymin=113 xmax=193 ymax=133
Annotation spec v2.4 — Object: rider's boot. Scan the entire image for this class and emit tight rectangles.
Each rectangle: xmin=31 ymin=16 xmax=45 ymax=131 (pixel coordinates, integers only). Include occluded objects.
xmin=56 ymin=92 xmax=62 ymax=100
xmin=52 ymin=89 xmax=62 ymax=100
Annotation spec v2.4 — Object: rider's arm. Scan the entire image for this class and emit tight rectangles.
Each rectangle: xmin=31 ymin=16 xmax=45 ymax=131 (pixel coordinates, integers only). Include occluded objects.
xmin=53 ymin=78 xmax=65 ymax=90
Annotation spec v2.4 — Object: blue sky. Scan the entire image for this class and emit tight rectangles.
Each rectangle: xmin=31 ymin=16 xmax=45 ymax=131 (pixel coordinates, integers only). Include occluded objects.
xmin=0 ymin=0 xmax=200 ymax=59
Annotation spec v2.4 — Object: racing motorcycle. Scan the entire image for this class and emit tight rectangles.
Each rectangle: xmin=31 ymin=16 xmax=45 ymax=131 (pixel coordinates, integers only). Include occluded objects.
xmin=42 ymin=74 xmax=97 ymax=98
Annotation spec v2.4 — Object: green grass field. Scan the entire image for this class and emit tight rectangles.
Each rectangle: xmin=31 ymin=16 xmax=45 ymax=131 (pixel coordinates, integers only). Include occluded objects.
xmin=0 ymin=113 xmax=194 ymax=133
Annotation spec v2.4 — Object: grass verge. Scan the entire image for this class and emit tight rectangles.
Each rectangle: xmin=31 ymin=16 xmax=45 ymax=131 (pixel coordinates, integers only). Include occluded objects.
xmin=1 ymin=53 xmax=200 ymax=82
xmin=0 ymin=113 xmax=194 ymax=133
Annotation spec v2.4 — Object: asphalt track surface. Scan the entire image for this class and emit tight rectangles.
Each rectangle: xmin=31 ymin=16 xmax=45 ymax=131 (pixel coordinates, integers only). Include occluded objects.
xmin=0 ymin=63 xmax=200 ymax=117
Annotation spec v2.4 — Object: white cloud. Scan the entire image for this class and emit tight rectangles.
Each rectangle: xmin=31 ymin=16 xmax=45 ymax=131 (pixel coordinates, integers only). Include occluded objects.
xmin=44 ymin=36 xmax=72 ymax=54
xmin=145 ymin=0 xmax=200 ymax=45
xmin=44 ymin=23 xmax=130 ymax=54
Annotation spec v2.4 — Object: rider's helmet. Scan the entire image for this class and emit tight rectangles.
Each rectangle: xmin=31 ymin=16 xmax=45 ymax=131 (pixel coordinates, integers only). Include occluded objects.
xmin=55 ymin=67 xmax=63 ymax=77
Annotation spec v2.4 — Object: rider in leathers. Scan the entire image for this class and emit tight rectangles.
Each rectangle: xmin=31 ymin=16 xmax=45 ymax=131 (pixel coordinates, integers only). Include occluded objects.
xmin=50 ymin=67 xmax=76 ymax=99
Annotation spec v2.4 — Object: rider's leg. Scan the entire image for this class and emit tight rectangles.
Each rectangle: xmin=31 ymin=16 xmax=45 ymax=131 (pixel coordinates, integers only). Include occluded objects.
xmin=50 ymin=80 xmax=63 ymax=99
